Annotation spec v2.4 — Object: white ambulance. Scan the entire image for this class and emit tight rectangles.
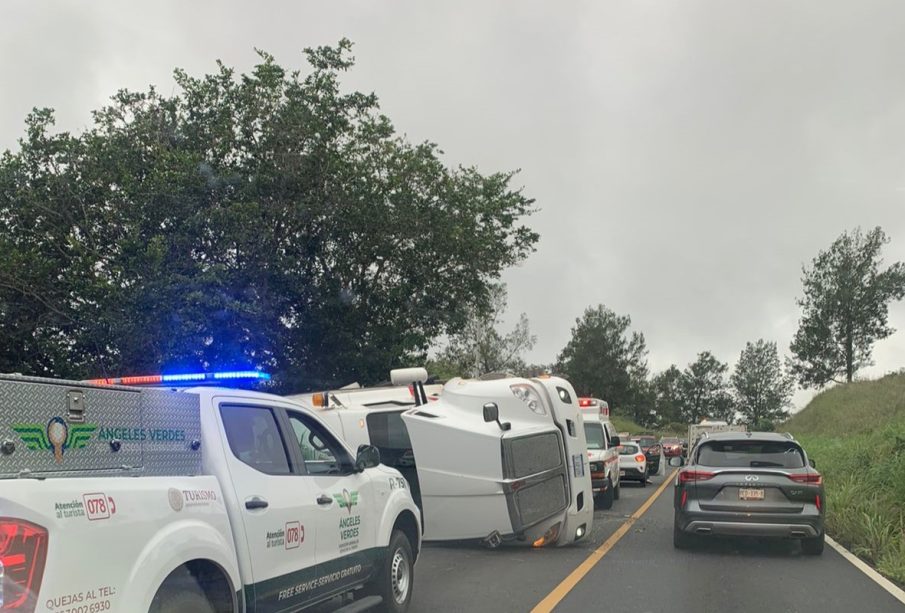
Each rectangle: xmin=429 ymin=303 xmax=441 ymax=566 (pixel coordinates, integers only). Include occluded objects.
xmin=578 ymin=397 xmax=622 ymax=509
xmin=0 ymin=371 xmax=421 ymax=613
xmin=288 ymin=370 xmax=594 ymax=548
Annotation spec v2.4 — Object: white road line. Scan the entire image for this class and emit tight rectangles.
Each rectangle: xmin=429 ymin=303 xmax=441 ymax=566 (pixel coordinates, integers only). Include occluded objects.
xmin=825 ymin=535 xmax=905 ymax=606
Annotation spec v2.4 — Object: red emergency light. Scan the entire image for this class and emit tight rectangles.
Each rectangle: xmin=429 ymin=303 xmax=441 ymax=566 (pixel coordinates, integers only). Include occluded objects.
xmin=86 ymin=371 xmax=271 ymax=386
xmin=578 ymin=397 xmax=609 ymax=417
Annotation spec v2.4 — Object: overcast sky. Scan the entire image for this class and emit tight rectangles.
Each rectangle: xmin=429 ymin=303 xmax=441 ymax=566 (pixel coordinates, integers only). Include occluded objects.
xmin=3 ymin=1 xmax=905 ymax=407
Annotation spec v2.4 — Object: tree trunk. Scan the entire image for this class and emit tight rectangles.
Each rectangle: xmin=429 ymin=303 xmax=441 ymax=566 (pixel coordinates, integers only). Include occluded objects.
xmin=845 ymin=321 xmax=854 ymax=383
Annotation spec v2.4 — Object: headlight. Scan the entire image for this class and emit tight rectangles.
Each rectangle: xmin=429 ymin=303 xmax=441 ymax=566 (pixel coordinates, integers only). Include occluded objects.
xmin=510 ymin=384 xmax=546 ymax=415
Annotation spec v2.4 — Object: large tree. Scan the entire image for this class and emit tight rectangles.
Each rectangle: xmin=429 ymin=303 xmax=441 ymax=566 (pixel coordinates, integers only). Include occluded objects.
xmin=789 ymin=227 xmax=905 ymax=387
xmin=679 ymin=351 xmax=732 ymax=423
xmin=556 ymin=305 xmax=649 ymax=413
xmin=0 ymin=41 xmax=538 ymax=390
xmin=651 ymin=365 xmax=684 ymax=426
xmin=429 ymin=283 xmax=536 ymax=379
xmin=731 ymin=339 xmax=794 ymax=427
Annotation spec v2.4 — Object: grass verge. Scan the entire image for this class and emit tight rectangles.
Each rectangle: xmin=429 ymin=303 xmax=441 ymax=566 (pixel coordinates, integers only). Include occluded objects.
xmin=787 ymin=373 xmax=905 ymax=587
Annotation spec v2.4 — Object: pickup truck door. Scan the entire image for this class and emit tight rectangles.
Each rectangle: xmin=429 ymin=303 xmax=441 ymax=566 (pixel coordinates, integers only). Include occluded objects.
xmin=284 ymin=409 xmax=380 ymax=594
xmin=218 ymin=402 xmax=321 ymax=612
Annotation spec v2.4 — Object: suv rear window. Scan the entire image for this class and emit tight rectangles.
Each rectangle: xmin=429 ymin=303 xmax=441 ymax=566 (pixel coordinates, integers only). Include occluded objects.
xmin=618 ymin=444 xmax=639 ymax=455
xmin=697 ymin=440 xmax=805 ymax=468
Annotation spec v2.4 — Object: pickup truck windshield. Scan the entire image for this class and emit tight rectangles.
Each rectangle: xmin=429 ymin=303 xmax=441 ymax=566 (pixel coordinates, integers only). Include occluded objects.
xmin=584 ymin=422 xmax=606 ymax=450
xmin=697 ymin=441 xmax=806 ymax=468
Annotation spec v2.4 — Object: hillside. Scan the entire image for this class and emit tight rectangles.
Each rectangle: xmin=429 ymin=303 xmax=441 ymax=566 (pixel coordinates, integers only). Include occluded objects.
xmin=784 ymin=372 xmax=905 ymax=436
xmin=785 ymin=372 xmax=905 ymax=587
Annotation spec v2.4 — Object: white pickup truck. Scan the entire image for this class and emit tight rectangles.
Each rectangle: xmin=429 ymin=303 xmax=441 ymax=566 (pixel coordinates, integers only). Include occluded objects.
xmin=0 ymin=372 xmax=421 ymax=613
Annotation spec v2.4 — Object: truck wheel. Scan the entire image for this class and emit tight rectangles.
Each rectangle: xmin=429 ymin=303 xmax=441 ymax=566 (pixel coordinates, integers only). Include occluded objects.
xmin=598 ymin=478 xmax=614 ymax=510
xmin=368 ymin=529 xmax=414 ymax=612
xmin=152 ymin=589 xmax=215 ymax=613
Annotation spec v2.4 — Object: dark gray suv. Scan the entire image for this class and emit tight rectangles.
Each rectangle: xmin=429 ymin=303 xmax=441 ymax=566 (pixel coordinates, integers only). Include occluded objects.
xmin=671 ymin=432 xmax=825 ymax=555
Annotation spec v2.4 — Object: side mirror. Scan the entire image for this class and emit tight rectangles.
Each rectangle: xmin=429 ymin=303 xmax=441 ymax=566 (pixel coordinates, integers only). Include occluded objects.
xmin=610 ymin=436 xmax=621 ymax=448
xmin=483 ymin=402 xmax=511 ymax=431
xmin=355 ymin=445 xmax=381 ymax=472
xmin=808 ymin=458 xmax=816 ymax=468
xmin=668 ymin=456 xmax=685 ymax=467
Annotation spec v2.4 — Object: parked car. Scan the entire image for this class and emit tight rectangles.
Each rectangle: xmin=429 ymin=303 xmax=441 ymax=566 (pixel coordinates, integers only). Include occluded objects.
xmin=670 ymin=431 xmax=825 ymax=554
xmin=661 ymin=437 xmax=683 ymax=458
xmin=617 ymin=442 xmax=648 ymax=486
xmin=634 ymin=434 xmax=662 ymax=475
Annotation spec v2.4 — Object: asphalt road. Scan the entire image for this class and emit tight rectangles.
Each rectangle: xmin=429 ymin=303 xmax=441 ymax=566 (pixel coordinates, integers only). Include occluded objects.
xmin=408 ymin=465 xmax=905 ymax=613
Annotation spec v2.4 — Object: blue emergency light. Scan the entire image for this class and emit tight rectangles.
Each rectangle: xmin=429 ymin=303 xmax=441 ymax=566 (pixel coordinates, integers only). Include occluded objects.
xmin=87 ymin=371 xmax=271 ymax=386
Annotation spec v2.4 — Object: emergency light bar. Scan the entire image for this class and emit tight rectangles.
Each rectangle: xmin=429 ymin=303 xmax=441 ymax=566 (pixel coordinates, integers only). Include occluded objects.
xmin=578 ymin=397 xmax=610 ymax=418
xmin=86 ymin=371 xmax=271 ymax=386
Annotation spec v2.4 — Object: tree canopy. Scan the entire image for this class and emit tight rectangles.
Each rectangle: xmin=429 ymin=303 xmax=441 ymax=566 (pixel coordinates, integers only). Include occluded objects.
xmin=731 ymin=339 xmax=794 ymax=427
xmin=789 ymin=226 xmax=905 ymax=388
xmin=429 ymin=283 xmax=536 ymax=379
xmin=650 ymin=365 xmax=684 ymax=426
xmin=678 ymin=351 xmax=732 ymax=423
xmin=0 ymin=41 xmax=538 ymax=391
xmin=556 ymin=304 xmax=649 ymax=415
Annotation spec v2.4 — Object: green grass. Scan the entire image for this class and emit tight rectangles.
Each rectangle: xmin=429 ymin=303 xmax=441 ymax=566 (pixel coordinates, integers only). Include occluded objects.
xmin=609 ymin=415 xmax=684 ymax=438
xmin=785 ymin=373 xmax=905 ymax=587
xmin=610 ymin=415 xmax=647 ymax=435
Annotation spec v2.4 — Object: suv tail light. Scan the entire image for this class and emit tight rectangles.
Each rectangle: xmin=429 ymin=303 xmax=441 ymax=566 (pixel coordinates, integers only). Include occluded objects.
xmin=678 ymin=470 xmax=715 ymax=484
xmin=788 ymin=473 xmax=823 ymax=485
xmin=0 ymin=518 xmax=48 ymax=611
xmin=634 ymin=454 xmax=646 ymax=463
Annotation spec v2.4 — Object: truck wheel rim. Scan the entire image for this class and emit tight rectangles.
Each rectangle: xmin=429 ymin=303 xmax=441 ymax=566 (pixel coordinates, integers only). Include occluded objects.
xmin=391 ymin=547 xmax=410 ymax=604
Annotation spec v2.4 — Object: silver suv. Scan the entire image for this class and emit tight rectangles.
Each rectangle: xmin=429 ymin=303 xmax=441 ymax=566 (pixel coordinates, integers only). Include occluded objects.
xmin=671 ymin=432 xmax=825 ymax=555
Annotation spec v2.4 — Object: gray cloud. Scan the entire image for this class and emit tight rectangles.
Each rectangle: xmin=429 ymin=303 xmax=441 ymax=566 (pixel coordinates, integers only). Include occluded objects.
xmin=3 ymin=0 xmax=904 ymax=406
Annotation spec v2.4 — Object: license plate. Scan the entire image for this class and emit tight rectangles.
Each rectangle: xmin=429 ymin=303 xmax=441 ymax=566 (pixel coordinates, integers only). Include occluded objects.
xmin=739 ymin=488 xmax=765 ymax=500
xmin=619 ymin=470 xmax=626 ymax=476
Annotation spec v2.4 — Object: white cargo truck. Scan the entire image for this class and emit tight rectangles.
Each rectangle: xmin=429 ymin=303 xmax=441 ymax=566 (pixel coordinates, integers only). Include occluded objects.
xmin=287 ymin=370 xmax=594 ymax=548
xmin=687 ymin=420 xmax=748 ymax=453
xmin=0 ymin=371 xmax=421 ymax=613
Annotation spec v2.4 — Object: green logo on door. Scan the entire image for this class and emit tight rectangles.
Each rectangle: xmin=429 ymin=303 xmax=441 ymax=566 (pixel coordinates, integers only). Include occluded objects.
xmin=333 ymin=489 xmax=359 ymax=514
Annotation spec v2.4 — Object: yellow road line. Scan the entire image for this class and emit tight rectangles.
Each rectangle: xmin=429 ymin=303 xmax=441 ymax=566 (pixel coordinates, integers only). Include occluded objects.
xmin=531 ymin=470 xmax=678 ymax=613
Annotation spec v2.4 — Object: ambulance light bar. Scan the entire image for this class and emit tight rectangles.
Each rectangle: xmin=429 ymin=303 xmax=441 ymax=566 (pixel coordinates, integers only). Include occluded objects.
xmin=578 ymin=397 xmax=609 ymax=417
xmin=87 ymin=371 xmax=271 ymax=386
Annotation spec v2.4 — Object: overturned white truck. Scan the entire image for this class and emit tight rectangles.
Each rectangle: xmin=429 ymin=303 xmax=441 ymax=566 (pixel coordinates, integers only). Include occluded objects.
xmin=287 ymin=370 xmax=593 ymax=547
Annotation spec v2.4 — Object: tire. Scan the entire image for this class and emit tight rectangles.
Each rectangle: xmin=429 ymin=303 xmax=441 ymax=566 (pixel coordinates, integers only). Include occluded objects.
xmin=673 ymin=520 xmax=694 ymax=550
xmin=368 ymin=529 xmax=415 ymax=613
xmin=152 ymin=589 xmax=215 ymax=613
xmin=802 ymin=532 xmax=825 ymax=556
xmin=613 ymin=481 xmax=621 ymax=500
xmin=598 ymin=477 xmax=614 ymax=510
xmin=640 ymin=477 xmax=648 ymax=487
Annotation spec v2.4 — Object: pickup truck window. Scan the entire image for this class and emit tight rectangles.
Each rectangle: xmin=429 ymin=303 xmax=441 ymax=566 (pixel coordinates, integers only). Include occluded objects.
xmin=221 ymin=405 xmax=292 ymax=474
xmin=287 ymin=411 xmax=355 ymax=476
